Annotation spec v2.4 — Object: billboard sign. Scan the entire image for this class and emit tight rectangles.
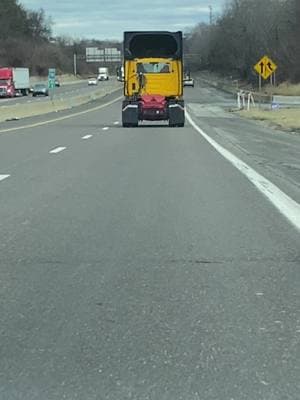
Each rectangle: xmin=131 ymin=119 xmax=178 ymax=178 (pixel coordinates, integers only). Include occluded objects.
xmin=86 ymin=47 xmax=121 ymax=62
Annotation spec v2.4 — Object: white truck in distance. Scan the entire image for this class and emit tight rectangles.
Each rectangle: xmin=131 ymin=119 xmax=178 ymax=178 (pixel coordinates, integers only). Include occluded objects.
xmin=98 ymin=67 xmax=109 ymax=81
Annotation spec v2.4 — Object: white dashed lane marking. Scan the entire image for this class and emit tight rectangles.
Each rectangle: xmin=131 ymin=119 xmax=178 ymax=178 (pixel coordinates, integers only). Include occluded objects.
xmin=82 ymin=134 xmax=93 ymax=140
xmin=113 ymin=121 xmax=119 ymax=125
xmin=0 ymin=174 xmax=10 ymax=182
xmin=49 ymin=146 xmax=66 ymax=154
xmin=102 ymin=127 xmax=109 ymax=131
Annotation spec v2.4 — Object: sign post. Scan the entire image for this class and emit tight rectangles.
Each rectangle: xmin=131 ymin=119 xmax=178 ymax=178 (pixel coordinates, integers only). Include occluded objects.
xmin=48 ymin=68 xmax=56 ymax=100
xmin=258 ymin=74 xmax=262 ymax=108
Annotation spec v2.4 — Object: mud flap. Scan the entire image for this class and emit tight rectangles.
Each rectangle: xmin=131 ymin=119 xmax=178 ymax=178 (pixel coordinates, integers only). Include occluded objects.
xmin=122 ymin=101 xmax=139 ymax=127
xmin=168 ymin=100 xmax=185 ymax=127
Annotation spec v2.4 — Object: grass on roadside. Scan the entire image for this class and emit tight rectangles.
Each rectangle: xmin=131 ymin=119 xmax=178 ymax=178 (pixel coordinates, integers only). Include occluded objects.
xmin=263 ymin=82 xmax=300 ymax=96
xmin=239 ymin=108 xmax=300 ymax=131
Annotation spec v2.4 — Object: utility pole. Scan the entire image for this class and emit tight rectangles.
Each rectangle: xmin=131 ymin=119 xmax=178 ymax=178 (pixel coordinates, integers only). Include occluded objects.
xmin=209 ymin=5 xmax=213 ymax=25
xmin=73 ymin=53 xmax=77 ymax=76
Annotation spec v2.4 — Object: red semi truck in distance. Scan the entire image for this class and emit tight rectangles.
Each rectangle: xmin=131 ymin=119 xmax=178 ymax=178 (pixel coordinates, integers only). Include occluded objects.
xmin=0 ymin=67 xmax=30 ymax=98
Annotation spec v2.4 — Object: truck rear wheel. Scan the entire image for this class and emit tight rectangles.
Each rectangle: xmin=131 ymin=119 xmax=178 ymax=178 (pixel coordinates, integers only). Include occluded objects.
xmin=169 ymin=123 xmax=184 ymax=128
xmin=169 ymin=121 xmax=185 ymax=127
xmin=168 ymin=100 xmax=185 ymax=127
xmin=122 ymin=100 xmax=139 ymax=128
xmin=123 ymin=122 xmax=138 ymax=128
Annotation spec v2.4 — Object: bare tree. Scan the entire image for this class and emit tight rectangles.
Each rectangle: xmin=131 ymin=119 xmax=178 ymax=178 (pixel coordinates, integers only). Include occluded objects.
xmin=185 ymin=0 xmax=300 ymax=82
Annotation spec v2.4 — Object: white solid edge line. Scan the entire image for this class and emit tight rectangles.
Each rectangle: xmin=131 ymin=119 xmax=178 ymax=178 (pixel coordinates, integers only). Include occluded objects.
xmin=49 ymin=146 xmax=66 ymax=154
xmin=186 ymin=111 xmax=300 ymax=232
xmin=0 ymin=174 xmax=10 ymax=182
xmin=82 ymin=134 xmax=93 ymax=139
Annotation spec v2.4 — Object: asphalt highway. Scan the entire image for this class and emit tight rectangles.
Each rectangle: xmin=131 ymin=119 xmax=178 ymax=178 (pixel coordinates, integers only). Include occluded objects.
xmin=0 ymin=83 xmax=299 ymax=400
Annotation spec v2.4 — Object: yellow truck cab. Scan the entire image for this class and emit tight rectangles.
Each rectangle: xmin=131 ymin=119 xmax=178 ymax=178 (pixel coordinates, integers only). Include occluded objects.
xmin=122 ymin=31 xmax=185 ymax=127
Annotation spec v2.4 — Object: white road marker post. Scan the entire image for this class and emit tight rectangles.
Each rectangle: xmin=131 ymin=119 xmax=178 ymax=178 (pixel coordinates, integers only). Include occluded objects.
xmin=237 ymin=91 xmax=241 ymax=110
xmin=242 ymin=91 xmax=246 ymax=109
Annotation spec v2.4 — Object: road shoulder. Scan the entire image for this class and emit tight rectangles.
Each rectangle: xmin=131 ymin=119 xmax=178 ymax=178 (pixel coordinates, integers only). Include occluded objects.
xmin=186 ymin=87 xmax=300 ymax=206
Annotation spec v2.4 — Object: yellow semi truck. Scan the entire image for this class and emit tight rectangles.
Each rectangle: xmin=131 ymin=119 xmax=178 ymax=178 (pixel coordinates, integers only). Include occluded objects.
xmin=122 ymin=31 xmax=185 ymax=127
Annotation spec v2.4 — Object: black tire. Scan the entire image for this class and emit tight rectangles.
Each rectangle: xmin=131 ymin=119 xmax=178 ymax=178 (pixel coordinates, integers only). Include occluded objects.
xmin=169 ymin=121 xmax=185 ymax=128
xmin=122 ymin=99 xmax=139 ymax=128
xmin=168 ymin=100 xmax=185 ymax=128
xmin=123 ymin=123 xmax=138 ymax=128
xmin=169 ymin=122 xmax=185 ymax=128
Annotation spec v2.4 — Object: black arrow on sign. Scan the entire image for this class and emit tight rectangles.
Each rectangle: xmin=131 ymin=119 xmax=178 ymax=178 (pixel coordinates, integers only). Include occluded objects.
xmin=260 ymin=62 xmax=264 ymax=74
xmin=267 ymin=62 xmax=273 ymax=71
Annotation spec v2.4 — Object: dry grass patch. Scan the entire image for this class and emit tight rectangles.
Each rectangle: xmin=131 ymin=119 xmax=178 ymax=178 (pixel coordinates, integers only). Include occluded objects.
xmin=264 ymin=82 xmax=300 ymax=96
xmin=239 ymin=108 xmax=300 ymax=131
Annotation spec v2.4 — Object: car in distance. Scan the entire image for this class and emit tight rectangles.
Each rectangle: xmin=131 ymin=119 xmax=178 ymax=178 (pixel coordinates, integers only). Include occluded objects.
xmin=183 ymin=76 xmax=195 ymax=87
xmin=88 ymin=77 xmax=98 ymax=86
xmin=55 ymin=79 xmax=60 ymax=87
xmin=32 ymin=83 xmax=49 ymax=96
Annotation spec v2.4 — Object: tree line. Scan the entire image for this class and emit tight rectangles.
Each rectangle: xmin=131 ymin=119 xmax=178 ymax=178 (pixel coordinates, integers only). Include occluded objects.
xmin=0 ymin=0 xmax=120 ymax=76
xmin=2 ymin=0 xmax=298 ymax=82
xmin=185 ymin=0 xmax=300 ymax=83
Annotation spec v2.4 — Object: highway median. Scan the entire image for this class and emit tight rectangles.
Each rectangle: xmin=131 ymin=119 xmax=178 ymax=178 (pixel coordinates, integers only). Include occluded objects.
xmin=0 ymin=81 xmax=122 ymax=123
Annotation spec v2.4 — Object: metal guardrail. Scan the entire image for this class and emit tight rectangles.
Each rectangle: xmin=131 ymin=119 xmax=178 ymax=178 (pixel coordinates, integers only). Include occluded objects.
xmin=196 ymin=74 xmax=300 ymax=110
xmin=273 ymin=95 xmax=300 ymax=107
xmin=237 ymin=90 xmax=275 ymax=111
xmin=252 ymin=92 xmax=273 ymax=105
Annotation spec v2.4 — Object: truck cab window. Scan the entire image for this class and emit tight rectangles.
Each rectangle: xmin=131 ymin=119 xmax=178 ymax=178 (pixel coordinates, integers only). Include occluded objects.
xmin=137 ymin=63 xmax=170 ymax=74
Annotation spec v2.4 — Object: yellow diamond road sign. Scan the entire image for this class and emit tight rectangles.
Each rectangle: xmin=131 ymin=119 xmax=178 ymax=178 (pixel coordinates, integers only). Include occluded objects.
xmin=254 ymin=56 xmax=277 ymax=80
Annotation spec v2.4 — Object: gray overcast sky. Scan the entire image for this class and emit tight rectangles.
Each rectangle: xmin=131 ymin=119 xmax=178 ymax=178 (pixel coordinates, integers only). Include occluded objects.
xmin=20 ymin=0 xmax=226 ymax=40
